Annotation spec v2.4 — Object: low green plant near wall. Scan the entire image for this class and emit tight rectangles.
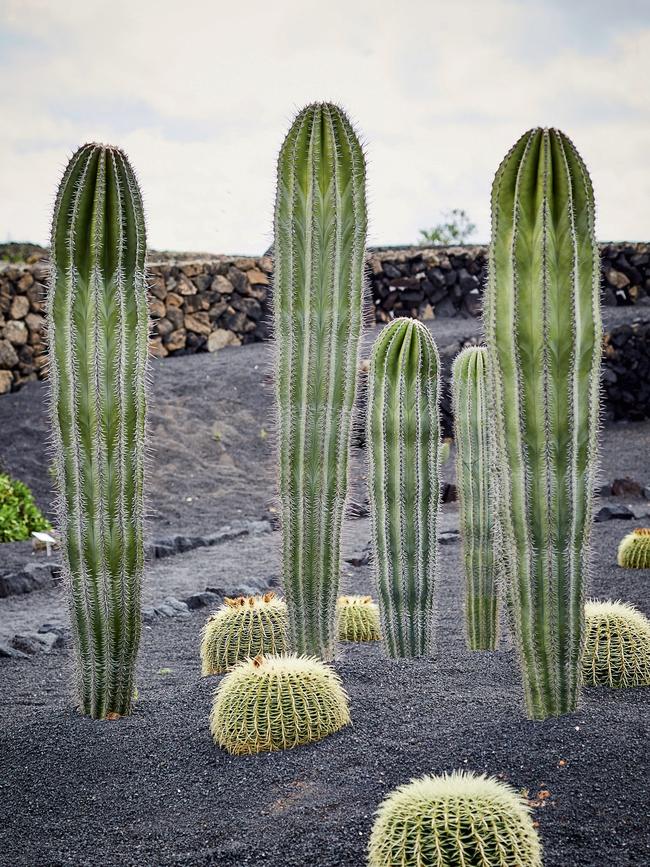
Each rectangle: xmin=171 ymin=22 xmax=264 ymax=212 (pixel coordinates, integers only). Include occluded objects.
xmin=0 ymin=472 xmax=50 ymax=543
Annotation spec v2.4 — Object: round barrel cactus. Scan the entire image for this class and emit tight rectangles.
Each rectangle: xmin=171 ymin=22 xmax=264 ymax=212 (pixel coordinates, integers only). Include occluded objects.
xmin=617 ymin=529 xmax=650 ymax=569
xmin=210 ymin=653 xmax=351 ymax=754
xmin=368 ymin=771 xmax=542 ymax=867
xmin=338 ymin=595 xmax=381 ymax=642
xmin=582 ymin=600 xmax=650 ymax=688
xmin=200 ymin=592 xmax=288 ymax=675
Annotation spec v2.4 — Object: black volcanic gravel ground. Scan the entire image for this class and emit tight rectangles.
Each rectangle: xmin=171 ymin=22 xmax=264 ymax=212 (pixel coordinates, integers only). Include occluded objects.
xmin=1 ymin=333 xmax=650 ymax=866
xmin=1 ymin=513 xmax=649 ymax=867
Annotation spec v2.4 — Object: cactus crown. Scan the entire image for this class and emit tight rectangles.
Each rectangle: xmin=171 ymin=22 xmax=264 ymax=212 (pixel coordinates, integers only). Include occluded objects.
xmin=273 ymin=102 xmax=367 ymax=661
xmin=451 ymin=346 xmax=500 ymax=651
xmin=337 ymin=594 xmax=381 ymax=642
xmin=617 ymin=528 xmax=650 ymax=569
xmin=210 ymin=653 xmax=351 ymax=754
xmin=48 ymin=143 xmax=148 ymax=719
xmin=483 ymin=127 xmax=601 ymax=719
xmin=368 ymin=770 xmax=542 ymax=867
xmin=583 ymin=599 xmax=650 ymax=688
xmin=367 ymin=317 xmax=441 ymax=658
xmin=200 ymin=592 xmax=288 ymax=675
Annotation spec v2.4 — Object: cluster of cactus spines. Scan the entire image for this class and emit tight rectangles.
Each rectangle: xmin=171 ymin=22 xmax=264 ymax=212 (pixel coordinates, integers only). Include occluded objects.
xmin=210 ymin=653 xmax=351 ymax=754
xmin=368 ymin=770 xmax=542 ymax=867
xmin=452 ymin=346 xmax=500 ymax=651
xmin=200 ymin=592 xmax=288 ymax=674
xmin=617 ymin=528 xmax=650 ymax=569
xmin=273 ymin=103 xmax=367 ymax=661
xmin=48 ymin=143 xmax=148 ymax=719
xmin=483 ymin=128 xmax=602 ymax=719
xmin=368 ymin=317 xmax=441 ymax=657
xmin=582 ymin=600 xmax=650 ymax=688
xmin=337 ymin=595 xmax=381 ymax=642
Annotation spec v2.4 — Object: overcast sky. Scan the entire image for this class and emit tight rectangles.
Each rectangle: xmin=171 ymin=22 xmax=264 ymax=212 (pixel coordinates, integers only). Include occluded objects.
xmin=1 ymin=0 xmax=648 ymax=253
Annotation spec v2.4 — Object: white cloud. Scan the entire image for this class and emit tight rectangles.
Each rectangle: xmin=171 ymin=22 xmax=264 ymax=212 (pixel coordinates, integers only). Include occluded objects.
xmin=0 ymin=0 xmax=648 ymax=251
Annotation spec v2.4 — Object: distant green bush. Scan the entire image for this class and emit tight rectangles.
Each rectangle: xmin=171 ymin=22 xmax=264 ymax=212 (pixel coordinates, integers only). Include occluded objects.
xmin=419 ymin=209 xmax=476 ymax=245
xmin=0 ymin=472 xmax=51 ymax=543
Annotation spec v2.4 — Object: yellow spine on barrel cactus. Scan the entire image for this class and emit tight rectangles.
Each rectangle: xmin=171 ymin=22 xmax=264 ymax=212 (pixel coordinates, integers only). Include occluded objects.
xmin=337 ymin=595 xmax=381 ymax=642
xmin=200 ymin=592 xmax=288 ymax=675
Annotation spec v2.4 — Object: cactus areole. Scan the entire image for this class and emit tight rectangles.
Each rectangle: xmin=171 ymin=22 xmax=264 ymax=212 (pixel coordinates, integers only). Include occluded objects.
xmin=273 ymin=103 xmax=367 ymax=660
xmin=484 ymin=128 xmax=602 ymax=719
xmin=48 ymin=143 xmax=149 ymax=718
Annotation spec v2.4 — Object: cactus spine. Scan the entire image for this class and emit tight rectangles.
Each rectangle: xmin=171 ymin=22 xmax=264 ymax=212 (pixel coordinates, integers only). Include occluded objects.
xmin=273 ymin=103 xmax=367 ymax=660
xmin=48 ymin=143 xmax=148 ymax=718
xmin=368 ymin=318 xmax=441 ymax=657
xmin=452 ymin=346 xmax=499 ymax=650
xmin=484 ymin=128 xmax=601 ymax=719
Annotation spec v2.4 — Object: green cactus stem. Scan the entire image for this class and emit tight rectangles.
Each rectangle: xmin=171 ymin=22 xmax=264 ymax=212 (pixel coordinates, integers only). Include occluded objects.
xmin=484 ymin=128 xmax=601 ymax=719
xmin=617 ymin=528 xmax=650 ymax=569
xmin=452 ymin=346 xmax=500 ymax=650
xmin=273 ymin=103 xmax=367 ymax=661
xmin=48 ymin=143 xmax=148 ymax=719
xmin=367 ymin=317 xmax=441 ymax=657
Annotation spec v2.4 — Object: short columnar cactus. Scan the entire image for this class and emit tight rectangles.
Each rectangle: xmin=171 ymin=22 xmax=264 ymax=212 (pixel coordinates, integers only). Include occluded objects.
xmin=48 ymin=143 xmax=148 ymax=719
xmin=368 ymin=770 xmax=542 ymax=867
xmin=617 ymin=529 xmax=650 ymax=569
xmin=368 ymin=317 xmax=441 ymax=657
xmin=274 ymin=102 xmax=367 ymax=661
xmin=210 ymin=653 xmax=351 ymax=754
xmin=582 ymin=600 xmax=650 ymax=688
xmin=451 ymin=346 xmax=500 ymax=650
xmin=338 ymin=595 xmax=381 ymax=642
xmin=200 ymin=592 xmax=288 ymax=674
xmin=484 ymin=128 xmax=602 ymax=719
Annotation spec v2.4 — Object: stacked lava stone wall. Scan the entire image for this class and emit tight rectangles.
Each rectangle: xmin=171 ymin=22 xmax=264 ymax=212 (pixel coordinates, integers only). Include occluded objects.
xmin=1 ymin=244 xmax=649 ymax=421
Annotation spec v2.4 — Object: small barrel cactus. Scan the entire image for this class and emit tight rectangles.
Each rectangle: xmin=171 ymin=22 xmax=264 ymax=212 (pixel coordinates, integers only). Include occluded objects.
xmin=617 ymin=529 xmax=650 ymax=569
xmin=338 ymin=595 xmax=381 ymax=642
xmin=200 ymin=592 xmax=288 ymax=675
xmin=210 ymin=653 xmax=351 ymax=754
xmin=368 ymin=770 xmax=542 ymax=867
xmin=582 ymin=600 xmax=650 ymax=688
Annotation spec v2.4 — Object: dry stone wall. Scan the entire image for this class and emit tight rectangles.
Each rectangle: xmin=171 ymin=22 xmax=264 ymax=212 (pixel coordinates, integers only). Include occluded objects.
xmin=1 ymin=243 xmax=649 ymax=420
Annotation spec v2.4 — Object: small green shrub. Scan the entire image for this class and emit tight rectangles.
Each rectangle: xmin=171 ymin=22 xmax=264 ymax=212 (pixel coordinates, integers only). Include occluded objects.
xmin=200 ymin=592 xmax=288 ymax=675
xmin=617 ymin=529 xmax=650 ymax=569
xmin=368 ymin=770 xmax=542 ymax=867
xmin=210 ymin=653 xmax=350 ymax=754
xmin=0 ymin=472 xmax=51 ymax=543
xmin=338 ymin=595 xmax=381 ymax=642
xmin=582 ymin=600 xmax=650 ymax=688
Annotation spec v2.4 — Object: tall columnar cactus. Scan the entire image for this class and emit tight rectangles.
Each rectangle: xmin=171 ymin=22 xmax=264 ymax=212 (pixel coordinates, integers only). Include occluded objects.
xmin=273 ymin=103 xmax=367 ymax=660
xmin=48 ymin=143 xmax=148 ymax=719
xmin=368 ymin=318 xmax=441 ymax=657
xmin=484 ymin=128 xmax=601 ymax=719
xmin=452 ymin=346 xmax=499 ymax=650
